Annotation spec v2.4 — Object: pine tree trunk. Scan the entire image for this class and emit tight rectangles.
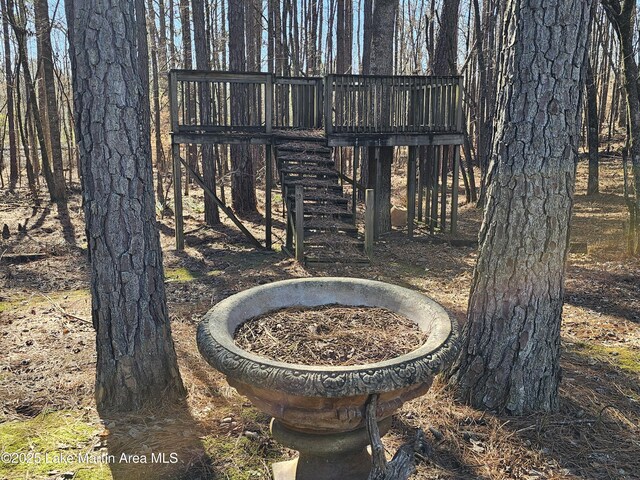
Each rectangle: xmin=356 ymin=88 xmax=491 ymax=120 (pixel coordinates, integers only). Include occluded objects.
xmin=228 ymin=0 xmax=257 ymax=214
xmin=602 ymin=0 xmax=640 ymax=254
xmin=192 ymin=0 xmax=220 ymax=224
xmin=447 ymin=0 xmax=594 ymax=415
xmin=147 ymin=0 xmax=166 ymax=207
xmin=8 ymin=0 xmax=65 ymax=203
xmin=369 ymin=0 xmax=399 ymax=235
xmin=1 ymin=0 xmax=18 ymax=192
xmin=34 ymin=0 xmax=67 ymax=202
xmin=430 ymin=0 xmax=460 ymax=75
xmin=586 ymin=56 xmax=600 ymax=196
xmin=66 ymin=0 xmax=186 ymax=413
xmin=179 ymin=0 xmax=197 ymax=194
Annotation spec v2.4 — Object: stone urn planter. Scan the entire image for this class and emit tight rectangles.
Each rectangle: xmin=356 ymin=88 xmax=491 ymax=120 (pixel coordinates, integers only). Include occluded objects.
xmin=197 ymin=277 xmax=458 ymax=480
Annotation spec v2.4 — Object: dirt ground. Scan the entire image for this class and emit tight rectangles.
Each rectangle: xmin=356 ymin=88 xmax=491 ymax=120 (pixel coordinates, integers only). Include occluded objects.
xmin=0 ymin=155 xmax=639 ymax=480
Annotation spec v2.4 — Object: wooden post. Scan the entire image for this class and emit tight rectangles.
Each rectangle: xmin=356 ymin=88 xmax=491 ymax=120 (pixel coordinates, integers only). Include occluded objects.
xmin=265 ymin=74 xmax=273 ymax=134
xmin=316 ymin=78 xmax=324 ymax=128
xmin=407 ymin=146 xmax=417 ymax=238
xmin=169 ymin=71 xmax=179 ymax=133
xmin=325 ymin=74 xmax=333 ymax=136
xmin=451 ymin=145 xmax=460 ymax=235
xmin=456 ymin=76 xmax=464 ymax=134
xmin=365 ymin=189 xmax=374 ymax=258
xmin=295 ymin=185 xmax=304 ymax=263
xmin=374 ymin=147 xmax=381 ymax=239
xmin=430 ymin=146 xmax=439 ymax=233
xmin=440 ymin=145 xmax=447 ymax=231
xmin=266 ymin=145 xmax=272 ymax=248
xmin=352 ymin=146 xmax=359 ymax=221
xmin=173 ymin=143 xmax=184 ymax=250
xmin=451 ymin=77 xmax=464 ymax=235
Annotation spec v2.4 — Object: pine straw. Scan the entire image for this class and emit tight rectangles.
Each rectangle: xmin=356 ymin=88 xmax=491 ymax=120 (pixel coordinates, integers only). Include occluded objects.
xmin=234 ymin=305 xmax=429 ymax=366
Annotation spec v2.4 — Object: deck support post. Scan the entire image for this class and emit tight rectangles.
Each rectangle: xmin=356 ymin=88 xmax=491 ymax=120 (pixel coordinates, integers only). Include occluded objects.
xmin=365 ymin=189 xmax=374 ymax=258
xmin=451 ymin=145 xmax=460 ymax=235
xmin=295 ymin=185 xmax=304 ymax=262
xmin=265 ymin=74 xmax=273 ymax=134
xmin=374 ymin=148 xmax=381 ymax=239
xmin=266 ymin=145 xmax=273 ymax=249
xmin=429 ymin=146 xmax=439 ymax=234
xmin=352 ymin=146 xmax=359 ymax=222
xmin=407 ymin=146 xmax=417 ymax=238
xmin=173 ymin=142 xmax=184 ymax=250
xmin=451 ymin=77 xmax=464 ymax=236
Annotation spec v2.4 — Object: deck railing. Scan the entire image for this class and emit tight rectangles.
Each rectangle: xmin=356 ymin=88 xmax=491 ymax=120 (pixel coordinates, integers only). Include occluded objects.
xmin=169 ymin=70 xmax=462 ymax=137
xmin=169 ymin=70 xmax=273 ymax=134
xmin=274 ymin=77 xmax=323 ymax=129
xmin=325 ymin=74 xmax=462 ymax=135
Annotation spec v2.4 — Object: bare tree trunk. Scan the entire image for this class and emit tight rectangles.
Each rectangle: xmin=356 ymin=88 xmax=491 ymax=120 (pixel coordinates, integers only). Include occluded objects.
xmin=66 ymin=0 xmax=186 ymax=413
xmin=192 ymin=0 xmax=220 ymax=224
xmin=229 ymin=0 xmax=257 ymax=214
xmin=147 ymin=0 xmax=166 ymax=207
xmin=430 ymin=0 xmax=460 ymax=75
xmin=586 ymin=55 xmax=600 ymax=195
xmin=1 ymin=0 xmax=18 ymax=192
xmin=602 ymin=0 xmax=640 ymax=253
xmin=7 ymin=0 xmax=65 ymax=203
xmin=447 ymin=0 xmax=594 ymax=414
xmin=179 ymin=0 xmax=197 ymax=195
xmin=34 ymin=0 xmax=67 ymax=203
xmin=14 ymin=64 xmax=39 ymax=203
xmin=369 ymin=0 xmax=399 ymax=235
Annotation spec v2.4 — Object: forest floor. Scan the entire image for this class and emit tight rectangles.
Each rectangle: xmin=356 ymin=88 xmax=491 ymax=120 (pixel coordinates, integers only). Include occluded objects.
xmin=0 ymin=156 xmax=639 ymax=480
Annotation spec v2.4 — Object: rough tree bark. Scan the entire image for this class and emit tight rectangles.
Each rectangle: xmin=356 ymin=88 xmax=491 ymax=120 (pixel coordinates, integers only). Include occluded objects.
xmin=228 ymin=0 xmax=257 ymax=214
xmin=34 ymin=0 xmax=67 ymax=202
xmin=430 ymin=0 xmax=460 ymax=76
xmin=586 ymin=56 xmax=600 ymax=195
xmin=179 ymin=0 xmax=197 ymax=194
xmin=447 ymin=0 xmax=594 ymax=414
xmin=147 ymin=0 xmax=166 ymax=207
xmin=66 ymin=0 xmax=186 ymax=413
xmin=192 ymin=0 xmax=220 ymax=224
xmin=7 ymin=0 xmax=66 ymax=203
xmin=1 ymin=0 xmax=18 ymax=192
xmin=368 ymin=0 xmax=399 ymax=235
xmin=602 ymin=0 xmax=640 ymax=254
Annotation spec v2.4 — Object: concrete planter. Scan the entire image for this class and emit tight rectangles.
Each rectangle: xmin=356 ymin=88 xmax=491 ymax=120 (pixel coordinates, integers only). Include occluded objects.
xmin=197 ymin=277 xmax=459 ymax=480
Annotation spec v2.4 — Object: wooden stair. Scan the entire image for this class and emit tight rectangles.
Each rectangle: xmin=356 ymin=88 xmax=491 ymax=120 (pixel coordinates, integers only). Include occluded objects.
xmin=278 ymin=139 xmax=368 ymax=264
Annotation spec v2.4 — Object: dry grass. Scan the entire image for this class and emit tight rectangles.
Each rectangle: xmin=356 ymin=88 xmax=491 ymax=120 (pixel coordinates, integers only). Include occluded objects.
xmin=0 ymin=154 xmax=639 ymax=479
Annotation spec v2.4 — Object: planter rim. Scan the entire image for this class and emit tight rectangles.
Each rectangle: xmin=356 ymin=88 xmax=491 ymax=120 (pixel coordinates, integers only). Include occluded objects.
xmin=197 ymin=277 xmax=459 ymax=397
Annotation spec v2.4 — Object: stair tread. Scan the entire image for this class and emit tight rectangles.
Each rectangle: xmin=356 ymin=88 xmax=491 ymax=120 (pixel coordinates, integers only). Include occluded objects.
xmin=279 ymin=154 xmax=334 ymax=164
xmin=304 ymin=219 xmax=358 ymax=231
xmin=302 ymin=207 xmax=353 ymax=217
xmin=284 ymin=178 xmax=342 ymax=189
xmin=287 ymin=192 xmax=348 ymax=203
xmin=281 ymin=165 xmax=338 ymax=176
xmin=304 ymin=233 xmax=363 ymax=246
xmin=304 ymin=252 xmax=370 ymax=264
xmin=278 ymin=143 xmax=331 ymax=154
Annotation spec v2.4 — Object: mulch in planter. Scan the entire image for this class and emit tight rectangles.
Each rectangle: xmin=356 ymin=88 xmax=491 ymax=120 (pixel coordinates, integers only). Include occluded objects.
xmin=234 ymin=304 xmax=429 ymax=366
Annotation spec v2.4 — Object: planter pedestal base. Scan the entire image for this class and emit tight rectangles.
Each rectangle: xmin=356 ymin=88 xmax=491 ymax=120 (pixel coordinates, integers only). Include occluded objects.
xmin=271 ymin=417 xmax=392 ymax=480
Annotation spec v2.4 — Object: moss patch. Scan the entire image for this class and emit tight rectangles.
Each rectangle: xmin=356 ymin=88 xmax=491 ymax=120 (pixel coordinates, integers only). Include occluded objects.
xmin=0 ymin=289 xmax=89 ymax=315
xmin=571 ymin=342 xmax=640 ymax=374
xmin=202 ymin=435 xmax=279 ymax=480
xmin=165 ymin=267 xmax=201 ymax=282
xmin=0 ymin=410 xmax=111 ymax=479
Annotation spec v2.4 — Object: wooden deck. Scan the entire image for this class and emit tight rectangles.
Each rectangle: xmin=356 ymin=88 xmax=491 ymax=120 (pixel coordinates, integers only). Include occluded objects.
xmin=169 ymin=70 xmax=465 ymax=260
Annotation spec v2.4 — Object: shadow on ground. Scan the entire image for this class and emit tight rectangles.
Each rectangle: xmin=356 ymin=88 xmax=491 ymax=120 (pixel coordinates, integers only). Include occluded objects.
xmin=101 ymin=401 xmax=218 ymax=480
